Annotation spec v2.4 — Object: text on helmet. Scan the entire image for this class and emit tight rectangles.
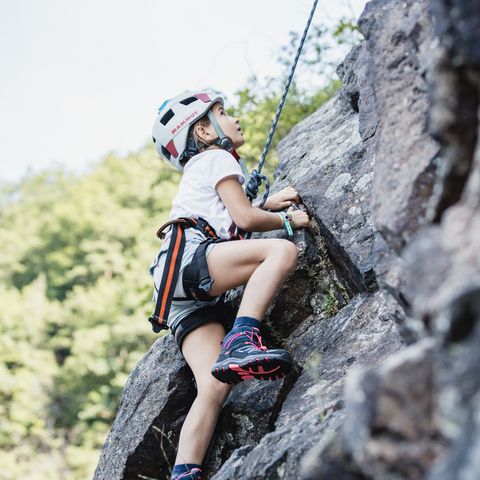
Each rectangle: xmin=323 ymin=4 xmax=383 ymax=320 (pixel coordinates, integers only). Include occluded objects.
xmin=171 ymin=111 xmax=199 ymax=135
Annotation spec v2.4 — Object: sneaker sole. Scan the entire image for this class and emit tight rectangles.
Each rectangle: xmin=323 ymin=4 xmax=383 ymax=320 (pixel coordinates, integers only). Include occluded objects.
xmin=211 ymin=354 xmax=292 ymax=384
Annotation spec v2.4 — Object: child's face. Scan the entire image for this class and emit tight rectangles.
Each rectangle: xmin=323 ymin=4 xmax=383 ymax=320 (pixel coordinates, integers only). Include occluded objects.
xmin=210 ymin=102 xmax=245 ymax=149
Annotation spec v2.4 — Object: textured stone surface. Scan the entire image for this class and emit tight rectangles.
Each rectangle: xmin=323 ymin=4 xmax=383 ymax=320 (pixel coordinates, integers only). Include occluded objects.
xmin=342 ymin=339 xmax=442 ymax=480
xmin=359 ymin=0 xmax=441 ymax=250
xmin=212 ymin=292 xmax=402 ymax=480
xmin=428 ymin=0 xmax=480 ymax=219
xmin=355 ymin=0 xmax=443 ymax=347
xmin=275 ymin=39 xmax=381 ymax=296
xmin=93 ymin=334 xmax=195 ymax=480
xmin=427 ymin=394 xmax=480 ymax=480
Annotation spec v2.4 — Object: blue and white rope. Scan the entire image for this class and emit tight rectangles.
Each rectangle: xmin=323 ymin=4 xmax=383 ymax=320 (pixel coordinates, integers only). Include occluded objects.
xmin=243 ymin=0 xmax=319 ymax=239
xmin=245 ymin=0 xmax=319 ymax=210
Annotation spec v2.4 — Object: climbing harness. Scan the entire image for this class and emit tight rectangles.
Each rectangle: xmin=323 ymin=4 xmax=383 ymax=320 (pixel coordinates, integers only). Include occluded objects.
xmin=147 ymin=217 xmax=244 ymax=333
xmin=243 ymin=0 xmax=319 ymax=238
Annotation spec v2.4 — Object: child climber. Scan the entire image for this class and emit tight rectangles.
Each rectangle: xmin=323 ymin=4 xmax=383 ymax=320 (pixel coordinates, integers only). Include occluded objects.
xmin=149 ymin=90 xmax=310 ymax=480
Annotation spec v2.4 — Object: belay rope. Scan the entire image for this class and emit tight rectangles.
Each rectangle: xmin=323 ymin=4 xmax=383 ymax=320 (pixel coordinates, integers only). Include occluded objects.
xmin=243 ymin=0 xmax=319 ymax=239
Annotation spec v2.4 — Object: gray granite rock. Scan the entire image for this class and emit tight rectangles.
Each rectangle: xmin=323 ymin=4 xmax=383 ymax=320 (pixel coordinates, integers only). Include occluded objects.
xmin=275 ymin=42 xmax=379 ymax=295
xmin=342 ymin=339 xmax=443 ymax=480
xmin=359 ymin=0 xmax=441 ymax=250
xmin=93 ymin=334 xmax=196 ymax=480
xmin=427 ymin=0 xmax=480 ymax=218
xmin=212 ymin=292 xmax=402 ymax=480
xmin=427 ymin=394 xmax=480 ymax=480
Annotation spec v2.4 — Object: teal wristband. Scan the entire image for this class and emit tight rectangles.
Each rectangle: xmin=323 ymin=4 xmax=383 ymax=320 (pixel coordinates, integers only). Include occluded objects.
xmin=279 ymin=212 xmax=294 ymax=237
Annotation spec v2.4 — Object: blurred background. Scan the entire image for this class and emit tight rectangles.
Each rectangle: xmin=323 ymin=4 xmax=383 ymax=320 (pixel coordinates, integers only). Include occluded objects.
xmin=0 ymin=1 xmax=366 ymax=478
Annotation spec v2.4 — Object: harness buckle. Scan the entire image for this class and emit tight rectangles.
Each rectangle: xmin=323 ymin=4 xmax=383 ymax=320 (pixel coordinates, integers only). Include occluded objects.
xmin=196 ymin=217 xmax=219 ymax=239
xmin=196 ymin=277 xmax=214 ymax=300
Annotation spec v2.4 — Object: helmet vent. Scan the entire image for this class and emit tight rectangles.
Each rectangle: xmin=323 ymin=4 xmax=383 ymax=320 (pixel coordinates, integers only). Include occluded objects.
xmin=160 ymin=109 xmax=174 ymax=126
xmin=161 ymin=146 xmax=171 ymax=160
xmin=195 ymin=93 xmax=211 ymax=103
xmin=158 ymin=99 xmax=170 ymax=112
xmin=180 ymin=96 xmax=197 ymax=106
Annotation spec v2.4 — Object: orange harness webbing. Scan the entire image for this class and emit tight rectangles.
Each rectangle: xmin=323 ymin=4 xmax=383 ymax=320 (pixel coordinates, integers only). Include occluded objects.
xmin=148 ymin=217 xmax=239 ymax=333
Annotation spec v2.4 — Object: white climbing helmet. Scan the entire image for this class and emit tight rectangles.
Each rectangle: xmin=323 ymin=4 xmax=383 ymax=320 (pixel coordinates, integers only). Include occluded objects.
xmin=152 ymin=90 xmax=228 ymax=171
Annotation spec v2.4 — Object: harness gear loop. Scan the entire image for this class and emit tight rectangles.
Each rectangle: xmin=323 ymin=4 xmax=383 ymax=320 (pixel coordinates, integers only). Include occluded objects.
xmin=156 ymin=217 xmax=199 ymax=239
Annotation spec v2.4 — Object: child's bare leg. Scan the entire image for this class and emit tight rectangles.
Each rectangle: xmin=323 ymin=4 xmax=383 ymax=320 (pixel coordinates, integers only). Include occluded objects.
xmin=174 ymin=320 xmax=232 ymax=466
xmin=236 ymin=241 xmax=297 ymax=319
xmin=206 ymin=238 xmax=298 ymax=383
xmin=207 ymin=238 xmax=298 ymax=320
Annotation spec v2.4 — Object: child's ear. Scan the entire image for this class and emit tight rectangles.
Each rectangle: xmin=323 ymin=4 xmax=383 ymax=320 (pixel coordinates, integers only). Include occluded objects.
xmin=195 ymin=123 xmax=204 ymax=135
xmin=195 ymin=123 xmax=211 ymax=141
xmin=195 ymin=124 xmax=203 ymax=142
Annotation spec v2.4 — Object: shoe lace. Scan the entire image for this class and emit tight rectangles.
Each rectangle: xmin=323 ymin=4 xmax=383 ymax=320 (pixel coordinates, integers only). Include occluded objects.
xmin=242 ymin=329 xmax=268 ymax=351
xmin=222 ymin=328 xmax=268 ymax=351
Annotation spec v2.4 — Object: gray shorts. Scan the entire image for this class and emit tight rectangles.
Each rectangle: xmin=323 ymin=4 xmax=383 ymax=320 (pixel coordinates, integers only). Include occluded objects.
xmin=149 ymin=234 xmax=224 ymax=338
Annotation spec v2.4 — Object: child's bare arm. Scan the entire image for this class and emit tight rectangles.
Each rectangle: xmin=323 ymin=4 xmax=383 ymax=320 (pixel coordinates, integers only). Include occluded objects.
xmin=216 ymin=177 xmax=283 ymax=232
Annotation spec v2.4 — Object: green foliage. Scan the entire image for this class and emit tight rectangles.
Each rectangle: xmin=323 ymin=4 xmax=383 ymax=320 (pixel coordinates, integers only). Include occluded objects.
xmin=0 ymin=12 xmax=361 ymax=479
xmin=0 ymin=148 xmax=175 ymax=480
xmin=2 ymin=147 xmax=179 ymax=301
xmin=276 ymin=16 xmax=363 ymax=86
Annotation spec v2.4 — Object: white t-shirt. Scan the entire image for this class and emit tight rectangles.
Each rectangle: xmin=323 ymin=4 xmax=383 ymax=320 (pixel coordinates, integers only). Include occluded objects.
xmin=161 ymin=149 xmax=246 ymax=247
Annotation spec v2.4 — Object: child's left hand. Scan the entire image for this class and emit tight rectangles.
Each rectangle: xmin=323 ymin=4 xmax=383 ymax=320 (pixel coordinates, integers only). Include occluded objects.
xmin=264 ymin=186 xmax=301 ymax=211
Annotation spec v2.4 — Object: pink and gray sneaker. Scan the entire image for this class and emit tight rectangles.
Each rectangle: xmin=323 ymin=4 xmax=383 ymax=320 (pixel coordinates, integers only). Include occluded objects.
xmin=211 ymin=327 xmax=293 ymax=384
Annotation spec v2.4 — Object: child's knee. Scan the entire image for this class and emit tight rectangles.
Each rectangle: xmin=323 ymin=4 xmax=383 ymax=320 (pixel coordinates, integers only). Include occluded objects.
xmin=277 ymin=239 xmax=298 ymax=270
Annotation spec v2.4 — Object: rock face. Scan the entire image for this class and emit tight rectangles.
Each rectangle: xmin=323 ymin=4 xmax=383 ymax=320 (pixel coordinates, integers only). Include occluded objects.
xmin=94 ymin=0 xmax=480 ymax=478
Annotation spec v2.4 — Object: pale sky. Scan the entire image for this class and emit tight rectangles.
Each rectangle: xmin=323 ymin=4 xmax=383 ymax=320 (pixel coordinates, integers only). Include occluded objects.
xmin=0 ymin=0 xmax=367 ymax=183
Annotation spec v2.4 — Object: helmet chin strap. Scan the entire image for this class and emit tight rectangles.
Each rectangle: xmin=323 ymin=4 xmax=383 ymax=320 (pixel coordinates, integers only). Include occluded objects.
xmin=187 ymin=109 xmax=250 ymax=183
xmin=205 ymin=110 xmax=234 ymax=152
xmin=189 ymin=108 xmax=234 ymax=156
xmin=206 ymin=111 xmax=251 ymax=183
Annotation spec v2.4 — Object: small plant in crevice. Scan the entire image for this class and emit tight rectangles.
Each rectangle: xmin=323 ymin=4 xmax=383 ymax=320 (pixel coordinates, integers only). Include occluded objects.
xmin=152 ymin=424 xmax=176 ymax=473
xmin=307 ymin=214 xmax=355 ymax=309
xmin=322 ymin=285 xmax=340 ymax=317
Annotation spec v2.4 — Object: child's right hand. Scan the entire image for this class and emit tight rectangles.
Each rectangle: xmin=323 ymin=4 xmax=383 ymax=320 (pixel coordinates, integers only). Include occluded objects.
xmin=287 ymin=206 xmax=311 ymax=229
